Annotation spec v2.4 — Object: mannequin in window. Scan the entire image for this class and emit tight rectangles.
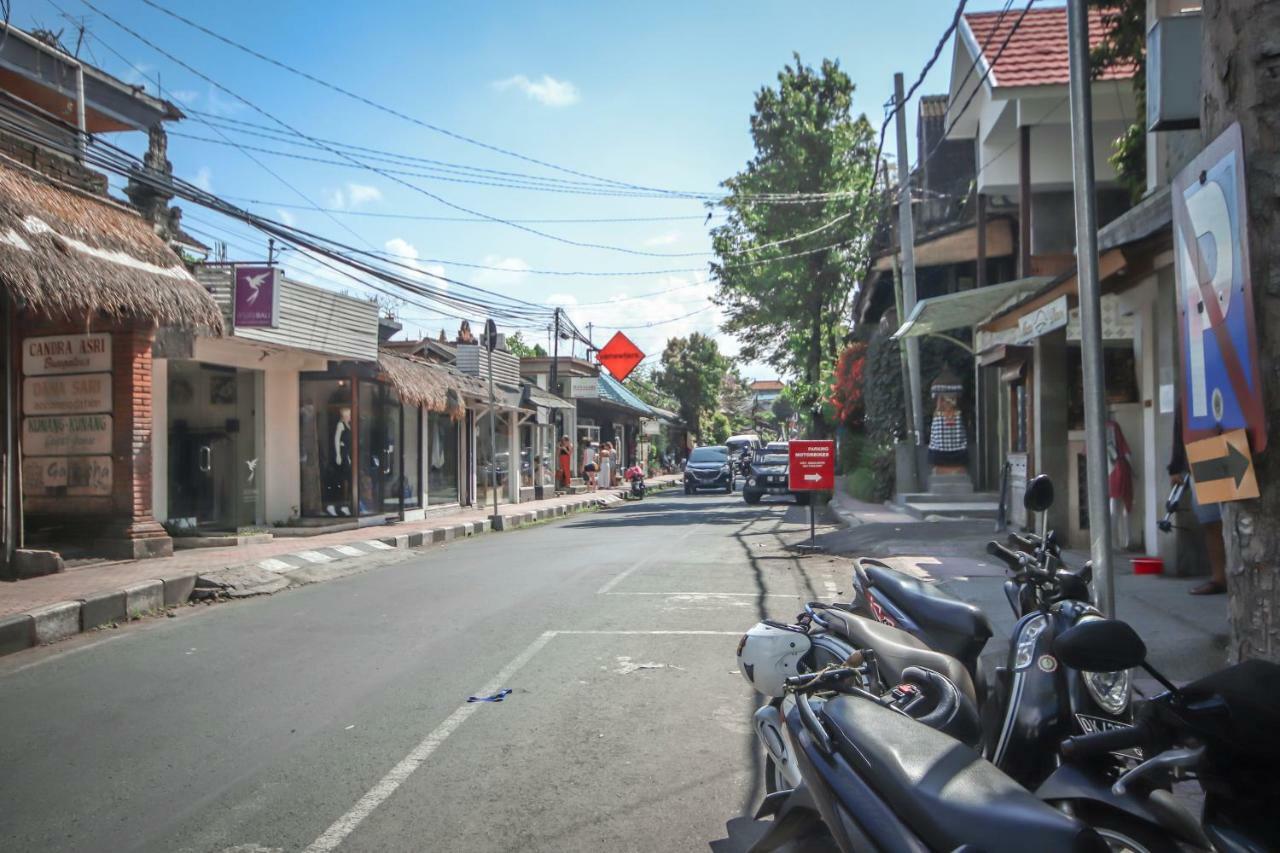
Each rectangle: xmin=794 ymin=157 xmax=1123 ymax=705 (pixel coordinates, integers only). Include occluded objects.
xmin=1105 ymin=404 xmax=1133 ymax=550
xmin=326 ymin=406 xmax=353 ymax=516
xmin=927 ymin=369 xmax=968 ymax=474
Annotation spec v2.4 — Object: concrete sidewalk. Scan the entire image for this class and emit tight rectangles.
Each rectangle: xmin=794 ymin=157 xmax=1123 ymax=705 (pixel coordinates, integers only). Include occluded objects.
xmin=825 ymin=487 xmax=1228 ymax=683
xmin=0 ymin=475 xmax=681 ymax=657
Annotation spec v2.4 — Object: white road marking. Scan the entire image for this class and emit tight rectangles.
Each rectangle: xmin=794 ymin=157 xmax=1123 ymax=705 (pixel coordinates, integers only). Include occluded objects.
xmin=823 ymin=580 xmax=839 ymax=598
xmin=595 ymin=522 xmax=703 ymax=594
xmin=302 ymin=630 xmax=557 ymax=853
xmin=258 ymin=558 xmax=294 ymax=573
xmin=604 ymin=591 xmax=800 ymax=598
xmin=302 ymin=627 xmax=734 ymax=851
xmin=294 ymin=551 xmax=333 ymax=564
xmin=332 ymin=545 xmax=364 ymax=557
xmin=364 ymin=540 xmax=394 ymax=551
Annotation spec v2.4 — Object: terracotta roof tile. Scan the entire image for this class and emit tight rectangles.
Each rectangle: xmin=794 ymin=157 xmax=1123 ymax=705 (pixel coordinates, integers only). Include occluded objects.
xmin=963 ymin=5 xmax=1137 ymax=89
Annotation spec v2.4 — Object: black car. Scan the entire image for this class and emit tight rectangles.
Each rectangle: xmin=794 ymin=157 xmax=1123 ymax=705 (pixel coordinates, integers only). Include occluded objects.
xmin=683 ymin=445 xmax=734 ymax=494
xmin=742 ymin=441 xmax=808 ymax=505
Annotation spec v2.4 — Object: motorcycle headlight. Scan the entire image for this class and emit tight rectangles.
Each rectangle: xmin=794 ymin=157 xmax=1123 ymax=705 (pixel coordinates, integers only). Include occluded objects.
xmin=1014 ymin=614 xmax=1048 ymax=669
xmin=1082 ymin=668 xmax=1132 ymax=715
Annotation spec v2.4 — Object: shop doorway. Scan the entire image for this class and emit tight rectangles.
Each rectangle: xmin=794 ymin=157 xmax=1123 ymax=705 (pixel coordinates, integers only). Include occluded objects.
xmin=167 ymin=361 xmax=261 ymax=531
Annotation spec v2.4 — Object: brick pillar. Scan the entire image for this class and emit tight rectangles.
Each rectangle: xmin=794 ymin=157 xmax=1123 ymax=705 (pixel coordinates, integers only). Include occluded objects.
xmin=100 ymin=325 xmax=171 ymax=559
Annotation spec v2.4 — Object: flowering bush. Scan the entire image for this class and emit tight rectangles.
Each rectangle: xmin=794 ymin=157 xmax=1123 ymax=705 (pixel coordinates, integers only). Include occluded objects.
xmin=830 ymin=343 xmax=868 ymax=429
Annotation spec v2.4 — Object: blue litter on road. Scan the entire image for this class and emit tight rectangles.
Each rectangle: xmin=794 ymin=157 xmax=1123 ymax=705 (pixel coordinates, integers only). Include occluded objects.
xmin=467 ymin=689 xmax=512 ymax=703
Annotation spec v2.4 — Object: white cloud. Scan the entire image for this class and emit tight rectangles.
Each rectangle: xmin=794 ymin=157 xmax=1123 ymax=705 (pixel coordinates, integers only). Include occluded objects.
xmin=169 ymin=89 xmax=200 ymax=106
xmin=203 ymin=84 xmax=245 ymax=117
xmin=473 ymin=255 xmax=531 ymax=289
xmin=384 ymin=237 xmax=446 ymax=288
xmin=276 ymin=208 xmax=296 ymax=227
xmin=192 ymin=166 xmax=213 ymax=192
xmin=644 ymin=231 xmax=682 ymax=247
xmin=493 ymin=74 xmax=580 ymax=108
xmin=327 ymin=182 xmax=383 ymax=211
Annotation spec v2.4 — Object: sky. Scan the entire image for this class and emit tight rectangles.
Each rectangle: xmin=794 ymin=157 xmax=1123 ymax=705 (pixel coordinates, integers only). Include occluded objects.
xmin=22 ymin=0 xmax=1010 ymax=380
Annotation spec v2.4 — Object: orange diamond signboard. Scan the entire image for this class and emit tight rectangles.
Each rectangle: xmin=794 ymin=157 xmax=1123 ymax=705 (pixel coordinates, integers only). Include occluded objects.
xmin=596 ymin=331 xmax=645 ymax=383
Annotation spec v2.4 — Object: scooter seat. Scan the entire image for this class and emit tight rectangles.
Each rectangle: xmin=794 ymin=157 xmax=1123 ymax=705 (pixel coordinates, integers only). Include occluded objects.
xmin=865 ymin=563 xmax=993 ymax=655
xmin=816 ymin=608 xmax=977 ymax=707
xmin=819 ymin=696 xmax=1106 ymax=853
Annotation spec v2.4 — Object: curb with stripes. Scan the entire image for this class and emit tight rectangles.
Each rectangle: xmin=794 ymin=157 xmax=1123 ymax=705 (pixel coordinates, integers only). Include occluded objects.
xmin=0 ymin=488 xmax=646 ymax=659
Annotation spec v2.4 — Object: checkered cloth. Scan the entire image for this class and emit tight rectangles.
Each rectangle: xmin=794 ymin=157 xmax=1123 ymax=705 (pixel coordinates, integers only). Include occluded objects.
xmin=929 ymin=414 xmax=967 ymax=453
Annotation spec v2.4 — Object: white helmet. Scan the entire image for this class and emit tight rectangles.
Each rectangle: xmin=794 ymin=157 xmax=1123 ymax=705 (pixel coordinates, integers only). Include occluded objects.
xmin=736 ymin=621 xmax=812 ymax=698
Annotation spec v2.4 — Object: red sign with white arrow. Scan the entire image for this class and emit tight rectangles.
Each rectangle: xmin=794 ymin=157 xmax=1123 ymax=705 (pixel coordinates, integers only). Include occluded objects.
xmin=788 ymin=440 xmax=835 ymax=492
xmin=596 ymin=331 xmax=646 ymax=383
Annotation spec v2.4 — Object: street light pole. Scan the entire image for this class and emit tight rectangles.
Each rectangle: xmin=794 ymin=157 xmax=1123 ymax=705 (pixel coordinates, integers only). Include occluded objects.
xmin=486 ymin=319 xmax=499 ymax=522
xmin=1066 ymin=0 xmax=1115 ymax=616
xmin=894 ymin=72 xmax=925 ymax=489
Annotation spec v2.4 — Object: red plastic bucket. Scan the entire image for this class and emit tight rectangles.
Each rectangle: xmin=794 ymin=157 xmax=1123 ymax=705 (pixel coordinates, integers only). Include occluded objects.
xmin=1132 ymin=557 xmax=1163 ymax=575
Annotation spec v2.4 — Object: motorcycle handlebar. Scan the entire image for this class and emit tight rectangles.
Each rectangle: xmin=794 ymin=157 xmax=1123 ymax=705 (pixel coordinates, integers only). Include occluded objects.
xmin=1008 ymin=532 xmax=1039 ymax=551
xmin=1061 ymin=724 xmax=1148 ymax=760
xmin=986 ymin=540 xmax=1027 ymax=572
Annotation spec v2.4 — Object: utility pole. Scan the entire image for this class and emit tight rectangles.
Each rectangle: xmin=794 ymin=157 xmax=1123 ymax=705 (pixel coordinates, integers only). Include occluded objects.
xmin=267 ymin=237 xmax=276 ymax=266
xmin=485 ymin=319 xmax=499 ymax=523
xmin=894 ymin=72 xmax=925 ymax=487
xmin=550 ymin=307 xmax=561 ymax=395
xmin=1065 ymin=0 xmax=1114 ymax=616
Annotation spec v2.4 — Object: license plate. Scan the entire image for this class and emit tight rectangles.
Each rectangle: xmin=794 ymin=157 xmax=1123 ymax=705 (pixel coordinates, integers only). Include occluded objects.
xmin=1075 ymin=714 xmax=1142 ymax=759
xmin=766 ymin=487 xmax=789 ymax=494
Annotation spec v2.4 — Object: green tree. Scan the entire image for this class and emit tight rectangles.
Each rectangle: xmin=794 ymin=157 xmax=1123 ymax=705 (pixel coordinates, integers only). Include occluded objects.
xmin=771 ymin=394 xmax=796 ymax=436
xmin=505 ymin=331 xmax=547 ymax=358
xmin=719 ymin=370 xmax=755 ymax=433
xmin=624 ymin=366 xmax=677 ymax=411
xmin=708 ymin=412 xmax=732 ymax=445
xmin=655 ymin=333 xmax=728 ymax=440
xmin=710 ymin=55 xmax=879 ymax=437
xmin=1090 ymin=0 xmax=1146 ymax=202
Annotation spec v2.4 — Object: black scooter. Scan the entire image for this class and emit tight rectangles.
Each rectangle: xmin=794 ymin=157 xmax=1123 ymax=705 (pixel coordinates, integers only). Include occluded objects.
xmin=627 ymin=471 xmax=646 ymax=500
xmin=1057 ymin=618 xmax=1279 ymax=852
xmin=751 ymin=665 xmax=1111 ymax=853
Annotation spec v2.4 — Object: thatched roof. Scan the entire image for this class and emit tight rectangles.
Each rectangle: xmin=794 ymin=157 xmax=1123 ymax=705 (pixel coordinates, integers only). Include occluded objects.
xmin=0 ymin=155 xmax=222 ymax=330
xmin=378 ymin=350 xmax=488 ymax=419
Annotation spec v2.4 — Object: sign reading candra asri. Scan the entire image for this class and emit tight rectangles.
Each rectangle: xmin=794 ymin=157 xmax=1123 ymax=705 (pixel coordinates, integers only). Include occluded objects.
xmin=22 ymin=333 xmax=111 ymax=376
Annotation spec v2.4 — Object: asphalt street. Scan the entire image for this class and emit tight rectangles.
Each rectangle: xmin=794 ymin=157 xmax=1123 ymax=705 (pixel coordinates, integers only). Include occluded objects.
xmin=0 ymin=487 xmax=851 ymax=853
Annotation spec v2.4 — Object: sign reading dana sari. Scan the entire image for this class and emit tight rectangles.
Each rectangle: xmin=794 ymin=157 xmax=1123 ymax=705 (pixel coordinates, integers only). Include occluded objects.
xmin=788 ymin=440 xmax=835 ymax=492
xmin=1174 ymin=123 xmax=1267 ymax=452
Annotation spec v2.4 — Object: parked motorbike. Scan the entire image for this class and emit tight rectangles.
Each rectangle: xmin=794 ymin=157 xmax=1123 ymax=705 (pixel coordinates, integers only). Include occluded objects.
xmin=846 ymin=475 xmax=1136 ymax=791
xmin=747 ymin=663 xmax=1112 ymax=853
xmin=623 ymin=464 xmax=646 ymax=500
xmin=1055 ymin=618 xmax=1280 ymax=852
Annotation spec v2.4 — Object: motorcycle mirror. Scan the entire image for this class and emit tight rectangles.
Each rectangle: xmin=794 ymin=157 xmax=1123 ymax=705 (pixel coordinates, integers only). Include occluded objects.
xmin=1023 ymin=475 xmax=1055 ymax=513
xmin=1054 ymin=619 xmax=1147 ymax=672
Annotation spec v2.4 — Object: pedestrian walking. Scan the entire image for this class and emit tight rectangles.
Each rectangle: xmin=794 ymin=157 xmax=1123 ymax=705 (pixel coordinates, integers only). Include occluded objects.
xmin=582 ymin=441 xmax=599 ymax=492
xmin=598 ymin=441 xmax=615 ymax=489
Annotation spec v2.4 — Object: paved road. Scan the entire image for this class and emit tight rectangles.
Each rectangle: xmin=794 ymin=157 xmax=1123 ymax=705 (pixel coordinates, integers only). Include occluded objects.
xmin=0 ymin=488 xmax=849 ymax=853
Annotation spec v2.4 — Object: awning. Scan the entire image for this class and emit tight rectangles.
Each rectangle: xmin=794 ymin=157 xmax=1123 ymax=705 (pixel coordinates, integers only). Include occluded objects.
xmin=892 ymin=276 xmax=1053 ymax=340
xmin=595 ymin=372 xmax=654 ymax=417
xmin=0 ymin=155 xmax=222 ymax=330
xmin=521 ymin=382 xmax=575 ymax=410
xmin=378 ymin=351 xmax=488 ymax=418
xmin=872 ymin=217 xmax=1014 ymax=273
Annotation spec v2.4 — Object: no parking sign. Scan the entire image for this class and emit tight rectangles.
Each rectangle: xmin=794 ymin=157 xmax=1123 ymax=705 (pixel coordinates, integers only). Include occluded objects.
xmin=1174 ymin=123 xmax=1267 ymax=453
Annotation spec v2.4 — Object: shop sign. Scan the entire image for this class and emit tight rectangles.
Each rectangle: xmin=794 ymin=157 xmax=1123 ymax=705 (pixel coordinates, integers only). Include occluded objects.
xmin=596 ymin=331 xmax=645 ymax=383
xmin=22 ymin=333 xmax=111 ymax=376
xmin=1174 ymin=122 xmax=1266 ymax=452
xmin=23 ymin=373 xmax=111 ymax=415
xmin=642 ymin=419 xmax=661 ymax=436
xmin=569 ymin=377 xmax=599 ymax=398
xmin=21 ymin=455 xmax=112 ymax=496
xmin=234 ymin=265 xmax=281 ymax=328
xmin=789 ymin=440 xmax=835 ymax=492
xmin=1016 ymin=295 xmax=1069 ymax=343
xmin=535 ymin=406 xmax=550 ymax=425
xmin=22 ymin=414 xmax=112 ymax=455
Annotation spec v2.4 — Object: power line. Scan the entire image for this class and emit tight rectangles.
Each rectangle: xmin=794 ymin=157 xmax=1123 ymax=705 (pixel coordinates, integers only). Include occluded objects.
xmin=221 ymin=198 xmax=721 ymax=224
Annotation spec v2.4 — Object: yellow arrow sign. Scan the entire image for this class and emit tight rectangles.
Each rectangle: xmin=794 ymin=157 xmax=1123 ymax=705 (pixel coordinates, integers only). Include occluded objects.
xmin=1186 ymin=429 xmax=1259 ymax=504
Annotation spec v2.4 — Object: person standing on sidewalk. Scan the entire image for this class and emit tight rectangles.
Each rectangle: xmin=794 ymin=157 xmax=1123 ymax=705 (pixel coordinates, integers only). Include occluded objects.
xmin=1169 ymin=410 xmax=1227 ymax=595
xmin=557 ymin=436 xmax=573 ymax=490
xmin=598 ymin=441 xmax=614 ymax=490
xmin=582 ymin=441 xmax=599 ymax=492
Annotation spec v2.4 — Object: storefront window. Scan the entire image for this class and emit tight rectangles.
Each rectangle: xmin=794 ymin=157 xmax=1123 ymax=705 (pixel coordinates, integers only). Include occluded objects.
xmin=299 ymin=377 xmax=353 ymax=517
xmin=359 ymin=381 xmax=401 ymax=516
xmin=397 ymin=407 xmax=422 ymax=511
xmin=519 ymin=422 xmax=535 ymax=488
xmin=538 ymin=423 xmax=555 ymax=487
xmin=167 ymin=361 xmax=261 ymax=530
xmin=427 ymin=412 xmax=459 ymax=505
xmin=476 ymin=410 xmax=510 ymax=505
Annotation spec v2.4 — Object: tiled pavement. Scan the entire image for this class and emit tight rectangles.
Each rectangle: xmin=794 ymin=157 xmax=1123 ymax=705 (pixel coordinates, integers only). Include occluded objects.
xmin=0 ymin=476 xmax=680 ymax=657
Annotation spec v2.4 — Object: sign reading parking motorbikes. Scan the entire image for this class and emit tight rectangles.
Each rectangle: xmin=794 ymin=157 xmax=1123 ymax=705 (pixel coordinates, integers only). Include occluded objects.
xmin=788 ymin=440 xmax=834 ymax=492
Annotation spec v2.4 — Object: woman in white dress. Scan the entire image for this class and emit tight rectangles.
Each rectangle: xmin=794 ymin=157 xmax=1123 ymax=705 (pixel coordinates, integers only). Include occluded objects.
xmin=598 ymin=441 xmax=614 ymax=489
